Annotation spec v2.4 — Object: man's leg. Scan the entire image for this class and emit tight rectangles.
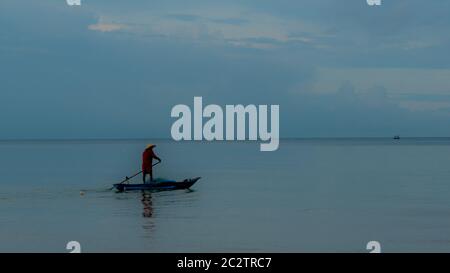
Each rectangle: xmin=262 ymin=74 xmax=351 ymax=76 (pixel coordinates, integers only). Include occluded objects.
xmin=142 ymin=172 xmax=147 ymax=183
xmin=150 ymin=170 xmax=154 ymax=182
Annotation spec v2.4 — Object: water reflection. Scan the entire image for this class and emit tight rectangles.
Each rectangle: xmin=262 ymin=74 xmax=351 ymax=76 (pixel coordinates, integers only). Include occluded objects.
xmin=141 ymin=191 xmax=153 ymax=218
xmin=138 ymin=189 xmax=199 ymax=240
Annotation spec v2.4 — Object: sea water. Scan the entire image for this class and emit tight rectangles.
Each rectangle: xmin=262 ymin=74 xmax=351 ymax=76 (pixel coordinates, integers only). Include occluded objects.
xmin=1 ymin=138 xmax=450 ymax=252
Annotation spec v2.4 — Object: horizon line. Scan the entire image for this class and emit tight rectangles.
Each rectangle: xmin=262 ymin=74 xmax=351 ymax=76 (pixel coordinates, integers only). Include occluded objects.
xmin=0 ymin=136 xmax=449 ymax=142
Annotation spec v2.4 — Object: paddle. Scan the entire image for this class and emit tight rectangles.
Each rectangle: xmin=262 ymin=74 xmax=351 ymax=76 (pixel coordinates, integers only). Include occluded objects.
xmin=109 ymin=161 xmax=160 ymax=190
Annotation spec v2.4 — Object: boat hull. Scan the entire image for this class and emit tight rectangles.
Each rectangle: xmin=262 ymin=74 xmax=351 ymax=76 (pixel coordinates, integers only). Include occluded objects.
xmin=113 ymin=177 xmax=200 ymax=192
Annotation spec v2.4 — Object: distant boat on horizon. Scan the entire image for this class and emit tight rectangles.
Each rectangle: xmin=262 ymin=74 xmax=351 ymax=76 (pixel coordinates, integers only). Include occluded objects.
xmin=393 ymin=135 xmax=400 ymax=140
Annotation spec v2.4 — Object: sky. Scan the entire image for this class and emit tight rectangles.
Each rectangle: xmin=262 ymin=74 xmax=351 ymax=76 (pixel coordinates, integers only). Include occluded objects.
xmin=1 ymin=0 xmax=450 ymax=138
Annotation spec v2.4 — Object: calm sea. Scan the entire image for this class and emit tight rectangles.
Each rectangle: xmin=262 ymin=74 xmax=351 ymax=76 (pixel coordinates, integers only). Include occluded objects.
xmin=1 ymin=138 xmax=450 ymax=252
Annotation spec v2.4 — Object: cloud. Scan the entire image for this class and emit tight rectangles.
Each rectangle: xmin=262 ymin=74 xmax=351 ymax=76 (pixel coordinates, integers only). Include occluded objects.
xmin=3 ymin=0 xmax=450 ymax=138
xmin=83 ymin=7 xmax=323 ymax=50
xmin=283 ymin=82 xmax=450 ymax=137
xmin=310 ymin=68 xmax=450 ymax=95
xmin=399 ymin=101 xmax=450 ymax=112
xmin=210 ymin=17 xmax=249 ymax=26
xmin=72 ymin=1 xmax=450 ymax=68
xmin=165 ymin=13 xmax=201 ymax=22
xmin=88 ymin=23 xmax=125 ymax=32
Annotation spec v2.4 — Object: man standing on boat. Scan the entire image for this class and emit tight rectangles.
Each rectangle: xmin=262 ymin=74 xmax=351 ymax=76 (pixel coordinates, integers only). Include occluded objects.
xmin=142 ymin=144 xmax=161 ymax=183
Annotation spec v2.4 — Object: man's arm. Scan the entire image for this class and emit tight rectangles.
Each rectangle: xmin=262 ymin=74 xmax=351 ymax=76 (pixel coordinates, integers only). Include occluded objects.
xmin=153 ymin=154 xmax=162 ymax=163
